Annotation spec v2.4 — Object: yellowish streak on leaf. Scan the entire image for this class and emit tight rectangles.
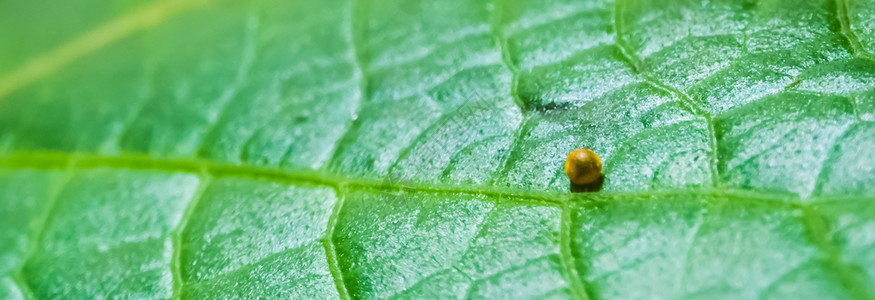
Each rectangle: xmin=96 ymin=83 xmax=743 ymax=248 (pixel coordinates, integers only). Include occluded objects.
xmin=0 ymin=0 xmax=212 ymax=100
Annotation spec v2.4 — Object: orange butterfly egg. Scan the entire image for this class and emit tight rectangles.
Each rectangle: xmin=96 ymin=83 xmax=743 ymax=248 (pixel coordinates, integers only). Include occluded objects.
xmin=564 ymin=148 xmax=602 ymax=185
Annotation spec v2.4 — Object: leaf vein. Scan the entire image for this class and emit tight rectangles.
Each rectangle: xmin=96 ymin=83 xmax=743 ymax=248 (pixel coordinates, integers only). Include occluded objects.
xmin=835 ymin=0 xmax=875 ymax=61
xmin=11 ymin=154 xmax=78 ymax=299
xmin=170 ymin=164 xmax=213 ymax=298
xmin=324 ymin=184 xmax=352 ymax=300
xmin=0 ymin=0 xmax=214 ymax=100
xmin=800 ymin=206 xmax=875 ymax=299
xmin=326 ymin=0 xmax=370 ymax=170
xmin=0 ymin=151 xmax=833 ymax=206
xmin=561 ymin=202 xmax=590 ymax=300
xmin=613 ymin=0 xmax=721 ymax=188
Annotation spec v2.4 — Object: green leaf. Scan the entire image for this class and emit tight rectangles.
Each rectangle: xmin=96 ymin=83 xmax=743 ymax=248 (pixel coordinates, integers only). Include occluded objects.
xmin=1 ymin=0 xmax=874 ymax=299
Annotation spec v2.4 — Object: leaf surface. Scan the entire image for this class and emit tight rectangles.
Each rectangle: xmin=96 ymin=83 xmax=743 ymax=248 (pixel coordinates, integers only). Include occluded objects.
xmin=1 ymin=0 xmax=874 ymax=299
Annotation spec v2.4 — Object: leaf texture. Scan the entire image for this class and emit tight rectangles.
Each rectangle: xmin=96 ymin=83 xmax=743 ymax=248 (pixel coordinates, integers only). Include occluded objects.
xmin=1 ymin=0 xmax=874 ymax=299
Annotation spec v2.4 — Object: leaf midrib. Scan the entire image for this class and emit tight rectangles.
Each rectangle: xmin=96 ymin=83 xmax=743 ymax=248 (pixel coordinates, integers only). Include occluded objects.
xmin=0 ymin=151 xmax=834 ymax=205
